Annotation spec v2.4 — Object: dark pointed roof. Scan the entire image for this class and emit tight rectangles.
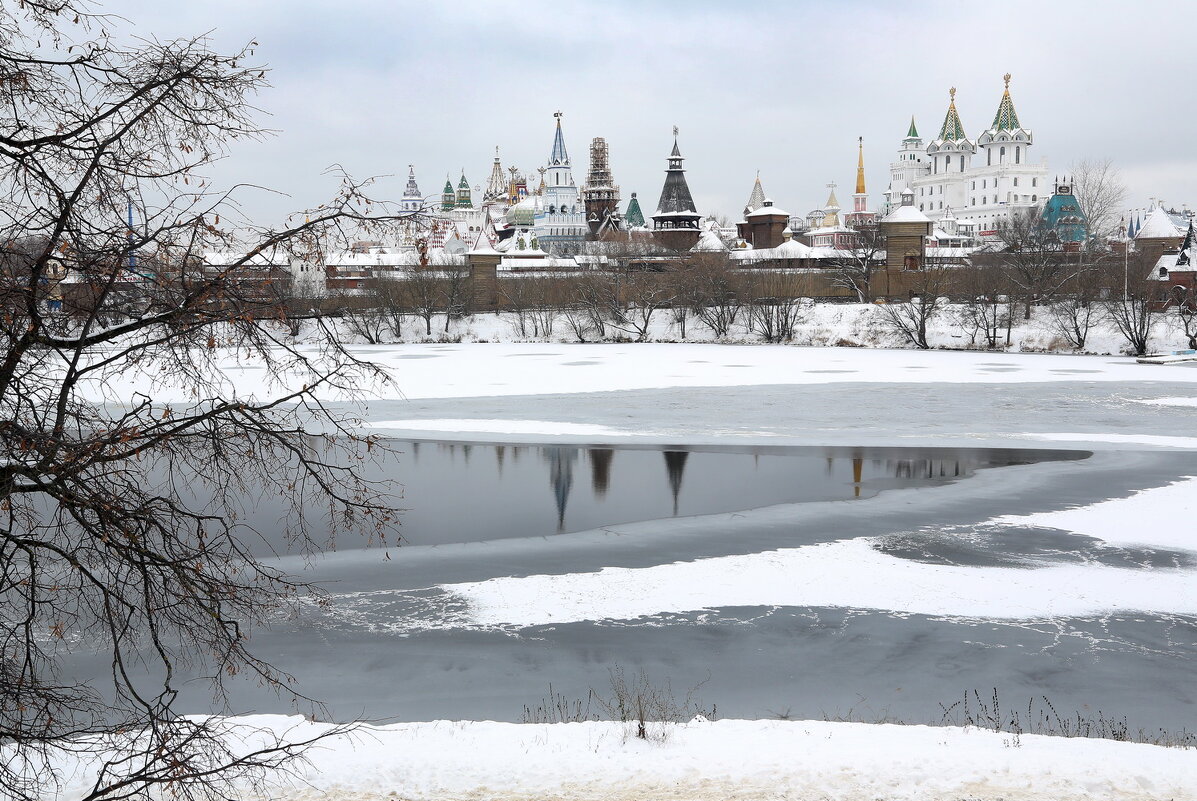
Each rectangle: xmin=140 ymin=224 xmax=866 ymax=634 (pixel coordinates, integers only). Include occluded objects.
xmin=906 ymin=116 xmax=919 ymax=139
xmin=654 ymin=135 xmax=699 ymax=219
xmin=1177 ymin=222 xmax=1193 ymax=267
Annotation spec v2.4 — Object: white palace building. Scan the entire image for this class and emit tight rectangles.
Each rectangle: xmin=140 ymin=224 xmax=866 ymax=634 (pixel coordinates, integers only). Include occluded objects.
xmin=883 ymin=74 xmax=1049 ymax=238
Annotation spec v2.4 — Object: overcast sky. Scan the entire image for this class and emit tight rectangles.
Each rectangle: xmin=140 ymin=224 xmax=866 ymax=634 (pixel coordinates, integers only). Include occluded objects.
xmin=98 ymin=0 xmax=1194 ymax=228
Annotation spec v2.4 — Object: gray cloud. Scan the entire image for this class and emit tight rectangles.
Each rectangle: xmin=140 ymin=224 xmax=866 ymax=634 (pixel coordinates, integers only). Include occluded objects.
xmin=101 ymin=0 xmax=1196 ymax=226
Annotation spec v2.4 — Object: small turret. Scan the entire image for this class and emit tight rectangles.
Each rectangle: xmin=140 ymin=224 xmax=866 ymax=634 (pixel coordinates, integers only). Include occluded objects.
xmin=455 ymin=171 xmax=472 ymax=209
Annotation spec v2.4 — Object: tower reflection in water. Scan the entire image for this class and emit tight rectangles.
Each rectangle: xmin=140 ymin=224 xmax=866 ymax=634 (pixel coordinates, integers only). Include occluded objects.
xmin=537 ymin=446 xmax=968 ymax=531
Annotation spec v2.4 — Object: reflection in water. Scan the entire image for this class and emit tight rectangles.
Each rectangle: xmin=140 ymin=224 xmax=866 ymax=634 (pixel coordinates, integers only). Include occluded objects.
xmin=219 ymin=442 xmax=1085 ymax=551
xmin=664 ymin=451 xmax=689 ymax=516
xmin=545 ymin=447 xmax=578 ymax=531
xmin=589 ymin=449 xmax=614 ymax=498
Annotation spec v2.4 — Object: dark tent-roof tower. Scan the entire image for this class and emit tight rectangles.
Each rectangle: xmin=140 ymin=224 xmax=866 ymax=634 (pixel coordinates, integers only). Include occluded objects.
xmin=652 ymin=128 xmax=701 ymax=251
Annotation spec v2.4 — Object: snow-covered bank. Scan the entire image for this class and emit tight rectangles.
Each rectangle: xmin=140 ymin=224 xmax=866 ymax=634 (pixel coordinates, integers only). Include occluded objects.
xmin=49 ymin=715 xmax=1197 ymax=801
xmin=95 ymin=342 xmax=1197 ymax=407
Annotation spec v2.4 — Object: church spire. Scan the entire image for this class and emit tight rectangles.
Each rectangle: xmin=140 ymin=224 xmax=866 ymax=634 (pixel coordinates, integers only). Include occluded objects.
xmin=906 ymin=116 xmax=919 ymax=139
xmin=991 ymin=73 xmax=1022 ymax=131
xmin=550 ymin=111 xmax=569 ymax=166
xmin=855 ymin=137 xmax=866 ymax=195
xmin=938 ymin=87 xmax=967 ymax=142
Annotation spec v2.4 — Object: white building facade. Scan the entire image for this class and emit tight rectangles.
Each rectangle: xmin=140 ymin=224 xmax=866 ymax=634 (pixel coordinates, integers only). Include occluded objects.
xmin=887 ymin=76 xmax=1049 ymax=238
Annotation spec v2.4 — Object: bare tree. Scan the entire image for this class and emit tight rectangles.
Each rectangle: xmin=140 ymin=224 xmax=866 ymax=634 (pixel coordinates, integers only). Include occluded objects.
xmin=991 ymin=209 xmax=1080 ymax=319
xmin=1102 ymin=253 xmax=1159 ymax=356
xmin=1047 ymin=257 xmax=1108 ymax=350
xmin=877 ymin=262 xmax=956 ymax=349
xmin=0 ymin=4 xmax=411 ymax=799
xmin=684 ymin=252 xmax=743 ymax=338
xmin=1175 ymin=295 xmax=1197 ymax=350
xmin=404 ymin=265 xmax=443 ymax=336
xmin=609 ymin=268 xmax=673 ymax=342
xmin=1070 ymin=158 xmax=1128 ymax=243
xmin=439 ymin=261 xmax=471 ymax=333
xmin=826 ymin=224 xmax=885 ymax=303
xmin=743 ymin=271 xmax=808 ymax=343
xmin=953 ymin=265 xmax=1015 ymax=349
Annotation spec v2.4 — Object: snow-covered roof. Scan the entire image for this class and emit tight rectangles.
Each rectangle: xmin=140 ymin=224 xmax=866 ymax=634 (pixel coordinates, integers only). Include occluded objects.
xmin=469 ymin=230 xmax=498 ymax=256
xmin=882 ymin=205 xmax=932 ymax=224
xmin=1137 ymin=207 xmax=1181 ymax=240
xmin=692 ymin=229 xmax=728 ymax=252
xmin=746 ymin=204 xmax=790 ymax=219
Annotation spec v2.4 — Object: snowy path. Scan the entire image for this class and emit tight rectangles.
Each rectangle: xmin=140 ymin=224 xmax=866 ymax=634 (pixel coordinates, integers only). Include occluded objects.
xmin=51 ymin=715 xmax=1197 ymax=801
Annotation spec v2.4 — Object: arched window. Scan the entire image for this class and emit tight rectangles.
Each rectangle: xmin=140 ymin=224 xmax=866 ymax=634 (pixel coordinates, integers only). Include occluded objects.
xmin=999 ymin=146 xmax=1006 ymax=163
xmin=1015 ymin=146 xmax=1021 ymax=164
xmin=987 ymin=149 xmax=992 ymax=166
xmin=1032 ymin=195 xmax=1037 ymax=202
xmin=946 ymin=155 xmax=951 ymax=168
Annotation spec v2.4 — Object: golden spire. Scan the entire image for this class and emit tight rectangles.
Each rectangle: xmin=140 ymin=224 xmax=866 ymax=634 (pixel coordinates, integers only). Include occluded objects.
xmin=949 ymin=86 xmax=956 ymax=102
xmin=855 ymin=136 xmax=866 ymax=195
xmin=1003 ymin=72 xmax=1012 ymax=91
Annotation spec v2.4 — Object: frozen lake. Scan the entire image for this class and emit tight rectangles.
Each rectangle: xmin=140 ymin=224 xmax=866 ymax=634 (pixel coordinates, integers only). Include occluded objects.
xmin=77 ymin=343 xmax=1197 ymax=736
xmin=180 ymin=439 xmax=1194 ymax=733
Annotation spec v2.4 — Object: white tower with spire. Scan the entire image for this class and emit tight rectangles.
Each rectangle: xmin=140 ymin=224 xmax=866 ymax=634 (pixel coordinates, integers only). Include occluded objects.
xmin=886 ymin=117 xmax=927 ymax=215
xmin=534 ymin=112 xmax=586 ymax=253
xmin=400 ymin=165 xmax=423 ymax=213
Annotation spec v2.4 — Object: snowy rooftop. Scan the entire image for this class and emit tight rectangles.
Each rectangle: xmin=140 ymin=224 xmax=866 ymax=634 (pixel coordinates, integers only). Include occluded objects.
xmin=1137 ymin=206 xmax=1181 ymax=240
xmin=882 ymin=205 xmax=932 ymax=224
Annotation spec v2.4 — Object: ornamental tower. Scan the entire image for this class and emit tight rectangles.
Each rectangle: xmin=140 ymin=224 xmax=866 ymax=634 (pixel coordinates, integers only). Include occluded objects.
xmin=534 ymin=112 xmax=586 ymax=252
xmin=928 ymin=87 xmax=975 ymax=177
xmin=887 ymin=116 xmax=926 ymax=214
xmin=977 ymin=73 xmax=1033 ymax=168
xmin=583 ymin=136 xmax=620 ymax=236
xmin=543 ymin=111 xmax=577 ymax=212
xmin=441 ymin=176 xmax=455 ymax=211
xmin=483 ymin=147 xmax=507 ymax=206
xmin=652 ymin=128 xmax=701 ymax=252
xmin=401 ymin=165 xmax=422 ymax=213
xmin=455 ymin=171 xmax=472 ymax=208
xmin=845 ymin=139 xmax=876 ymax=228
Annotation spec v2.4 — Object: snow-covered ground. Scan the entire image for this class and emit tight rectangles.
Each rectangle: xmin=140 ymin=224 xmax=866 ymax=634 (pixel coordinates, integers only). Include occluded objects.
xmin=326 ymin=301 xmax=1197 ymax=357
xmin=50 ymin=715 xmax=1197 ymax=801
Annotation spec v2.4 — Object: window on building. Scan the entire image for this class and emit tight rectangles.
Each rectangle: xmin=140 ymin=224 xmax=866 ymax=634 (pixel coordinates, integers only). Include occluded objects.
xmin=983 ymin=196 xmax=987 ymax=205
xmin=1015 ymin=146 xmax=1021 ymax=164
xmin=919 ymin=203 xmax=924 ymax=211
xmin=946 ymin=155 xmax=951 ymax=168
xmin=971 ymin=181 xmax=975 ymax=189
xmin=1032 ymin=177 xmax=1037 ymax=187
xmin=1013 ymin=177 xmax=1019 ymax=187
xmin=1032 ymin=195 xmax=1037 ymax=202
xmin=987 ymin=149 xmax=992 ymax=166
xmin=1000 ymin=146 xmax=1006 ymax=164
